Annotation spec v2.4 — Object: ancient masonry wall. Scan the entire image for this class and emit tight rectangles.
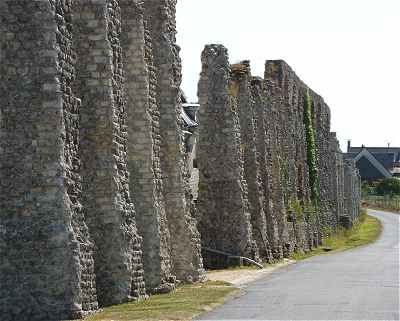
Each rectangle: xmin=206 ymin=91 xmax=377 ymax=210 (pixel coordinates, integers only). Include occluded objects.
xmin=232 ymin=62 xmax=271 ymax=261
xmin=261 ymin=82 xmax=289 ymax=258
xmin=73 ymin=0 xmax=146 ymax=307
xmin=145 ymin=0 xmax=204 ymax=283
xmin=343 ymin=160 xmax=362 ymax=226
xmin=251 ymin=78 xmax=279 ymax=260
xmin=264 ymin=63 xmax=313 ymax=256
xmin=0 ymin=1 xmax=99 ymax=320
xmin=121 ymin=1 xmax=174 ymax=294
xmin=198 ymin=46 xmax=362 ymax=267
xmin=329 ymin=133 xmax=345 ymax=226
xmin=264 ymin=60 xmax=336 ymax=242
xmin=0 ymin=0 xmax=204 ymax=320
xmin=0 ymin=0 xmax=362 ymax=318
xmin=197 ymin=45 xmax=259 ymax=267
xmin=262 ymin=60 xmax=320 ymax=256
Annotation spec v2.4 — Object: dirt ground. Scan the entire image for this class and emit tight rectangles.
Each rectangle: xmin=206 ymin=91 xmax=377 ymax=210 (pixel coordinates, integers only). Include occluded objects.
xmin=206 ymin=259 xmax=295 ymax=287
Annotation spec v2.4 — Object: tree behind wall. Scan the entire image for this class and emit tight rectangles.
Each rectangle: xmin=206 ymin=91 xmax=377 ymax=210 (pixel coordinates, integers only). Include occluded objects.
xmin=376 ymin=178 xmax=400 ymax=196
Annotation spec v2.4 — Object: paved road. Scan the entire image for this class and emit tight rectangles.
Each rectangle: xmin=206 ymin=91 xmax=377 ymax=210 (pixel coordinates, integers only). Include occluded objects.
xmin=198 ymin=210 xmax=399 ymax=320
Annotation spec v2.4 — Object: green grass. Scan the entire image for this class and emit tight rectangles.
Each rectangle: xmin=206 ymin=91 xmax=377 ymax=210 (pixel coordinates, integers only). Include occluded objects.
xmin=365 ymin=205 xmax=400 ymax=214
xmin=293 ymin=211 xmax=382 ymax=261
xmin=68 ymin=281 xmax=238 ymax=321
xmin=363 ymin=196 xmax=400 ymax=213
xmin=66 ymin=212 xmax=382 ymax=321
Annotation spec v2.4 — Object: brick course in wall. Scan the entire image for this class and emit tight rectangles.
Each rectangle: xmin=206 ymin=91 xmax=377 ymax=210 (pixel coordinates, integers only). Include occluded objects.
xmin=73 ymin=0 xmax=146 ymax=307
xmin=144 ymin=0 xmax=204 ymax=283
xmin=0 ymin=1 xmax=361 ymax=319
xmin=0 ymin=0 xmax=204 ymax=319
xmin=0 ymin=1 xmax=99 ymax=320
xmin=121 ymin=1 xmax=175 ymax=294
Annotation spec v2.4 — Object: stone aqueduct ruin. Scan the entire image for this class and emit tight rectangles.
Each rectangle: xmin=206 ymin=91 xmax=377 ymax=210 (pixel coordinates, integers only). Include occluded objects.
xmin=0 ymin=1 xmax=361 ymax=320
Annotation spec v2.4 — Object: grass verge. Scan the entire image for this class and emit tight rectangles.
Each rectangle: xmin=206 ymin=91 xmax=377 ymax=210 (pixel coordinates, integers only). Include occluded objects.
xmin=68 ymin=212 xmax=381 ymax=321
xmin=293 ymin=211 xmax=382 ymax=261
xmin=362 ymin=203 xmax=400 ymax=214
xmin=69 ymin=281 xmax=238 ymax=321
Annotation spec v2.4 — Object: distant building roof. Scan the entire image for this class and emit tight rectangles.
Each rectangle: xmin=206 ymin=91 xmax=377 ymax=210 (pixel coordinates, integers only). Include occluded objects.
xmin=181 ymin=109 xmax=198 ymax=128
xmin=180 ymin=90 xmax=199 ymax=129
xmin=373 ymin=153 xmax=396 ymax=170
xmin=347 ymin=141 xmax=400 ymax=167
xmin=345 ymin=141 xmax=399 ymax=181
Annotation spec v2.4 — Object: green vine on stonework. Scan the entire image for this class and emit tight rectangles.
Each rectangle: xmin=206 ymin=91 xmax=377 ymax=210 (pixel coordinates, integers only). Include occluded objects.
xmin=303 ymin=88 xmax=320 ymax=204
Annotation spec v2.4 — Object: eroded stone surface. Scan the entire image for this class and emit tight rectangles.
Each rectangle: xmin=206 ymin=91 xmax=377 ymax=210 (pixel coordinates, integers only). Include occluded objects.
xmin=0 ymin=2 xmax=360 ymax=320
xmin=197 ymin=45 xmax=259 ymax=267
xmin=0 ymin=0 xmax=203 ymax=320
xmin=144 ymin=0 xmax=204 ymax=283
xmin=197 ymin=47 xmax=362 ymax=267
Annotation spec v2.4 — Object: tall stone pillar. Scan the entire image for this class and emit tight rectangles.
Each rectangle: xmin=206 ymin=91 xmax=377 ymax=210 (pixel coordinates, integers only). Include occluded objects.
xmin=197 ymin=45 xmax=258 ymax=265
xmin=251 ymin=78 xmax=278 ymax=261
xmin=329 ymin=132 xmax=345 ymax=228
xmin=73 ymin=0 xmax=146 ymax=306
xmin=232 ymin=63 xmax=271 ymax=260
xmin=144 ymin=0 xmax=204 ymax=282
xmin=312 ymin=96 xmax=334 ymax=232
xmin=0 ymin=1 xmax=97 ymax=320
xmin=342 ymin=159 xmax=359 ymax=227
xmin=263 ymin=81 xmax=288 ymax=259
xmin=120 ymin=1 xmax=175 ymax=293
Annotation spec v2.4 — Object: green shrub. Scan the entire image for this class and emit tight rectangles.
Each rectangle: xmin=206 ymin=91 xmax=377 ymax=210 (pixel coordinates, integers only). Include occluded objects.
xmin=376 ymin=178 xmax=400 ymax=196
xmin=362 ymin=181 xmax=376 ymax=196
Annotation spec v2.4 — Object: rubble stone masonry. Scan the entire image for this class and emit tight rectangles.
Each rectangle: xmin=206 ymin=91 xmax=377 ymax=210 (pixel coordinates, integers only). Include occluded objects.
xmin=0 ymin=1 xmax=360 ymax=320
xmin=144 ymin=0 xmax=204 ymax=283
xmin=197 ymin=45 xmax=259 ymax=267
xmin=121 ymin=1 xmax=174 ymax=294
xmin=233 ymin=62 xmax=271 ymax=261
xmin=0 ymin=0 xmax=203 ymax=320
xmin=73 ymin=0 xmax=146 ymax=307
xmin=198 ymin=47 xmax=361 ymax=267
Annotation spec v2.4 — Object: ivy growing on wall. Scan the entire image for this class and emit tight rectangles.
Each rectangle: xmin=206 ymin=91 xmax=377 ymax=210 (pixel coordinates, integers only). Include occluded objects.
xmin=303 ymin=88 xmax=320 ymax=203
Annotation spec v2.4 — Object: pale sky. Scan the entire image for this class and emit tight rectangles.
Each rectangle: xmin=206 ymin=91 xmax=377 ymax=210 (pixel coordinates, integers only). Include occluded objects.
xmin=176 ymin=0 xmax=399 ymax=151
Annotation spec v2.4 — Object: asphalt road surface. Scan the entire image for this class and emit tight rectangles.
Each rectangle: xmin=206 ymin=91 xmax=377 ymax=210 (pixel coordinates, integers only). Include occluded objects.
xmin=198 ymin=209 xmax=399 ymax=320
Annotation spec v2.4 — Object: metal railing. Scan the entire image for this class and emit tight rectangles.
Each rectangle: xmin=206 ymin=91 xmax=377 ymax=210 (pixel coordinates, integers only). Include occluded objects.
xmin=202 ymin=247 xmax=264 ymax=269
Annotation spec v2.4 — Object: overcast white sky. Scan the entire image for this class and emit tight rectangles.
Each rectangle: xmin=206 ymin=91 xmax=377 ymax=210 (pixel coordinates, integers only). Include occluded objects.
xmin=176 ymin=0 xmax=399 ymax=151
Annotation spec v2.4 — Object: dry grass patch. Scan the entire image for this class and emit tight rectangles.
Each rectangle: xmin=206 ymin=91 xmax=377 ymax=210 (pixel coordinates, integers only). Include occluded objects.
xmin=68 ymin=281 xmax=238 ymax=321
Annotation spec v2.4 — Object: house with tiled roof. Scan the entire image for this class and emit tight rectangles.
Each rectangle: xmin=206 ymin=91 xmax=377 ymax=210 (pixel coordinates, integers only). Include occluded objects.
xmin=344 ymin=141 xmax=400 ymax=181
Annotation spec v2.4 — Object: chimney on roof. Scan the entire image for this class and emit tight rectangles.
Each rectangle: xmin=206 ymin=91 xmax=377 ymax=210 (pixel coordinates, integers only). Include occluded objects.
xmin=347 ymin=140 xmax=351 ymax=152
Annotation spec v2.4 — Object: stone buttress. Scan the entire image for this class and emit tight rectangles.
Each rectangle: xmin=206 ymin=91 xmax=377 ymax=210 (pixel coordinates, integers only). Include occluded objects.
xmin=251 ymin=78 xmax=280 ymax=260
xmin=0 ymin=1 xmax=365 ymax=318
xmin=232 ymin=62 xmax=271 ymax=261
xmin=329 ymin=133 xmax=345 ymax=228
xmin=144 ymin=0 xmax=204 ymax=282
xmin=0 ymin=1 xmax=98 ymax=320
xmin=197 ymin=45 xmax=259 ymax=267
xmin=73 ymin=0 xmax=146 ymax=306
xmin=120 ymin=0 xmax=175 ymax=293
